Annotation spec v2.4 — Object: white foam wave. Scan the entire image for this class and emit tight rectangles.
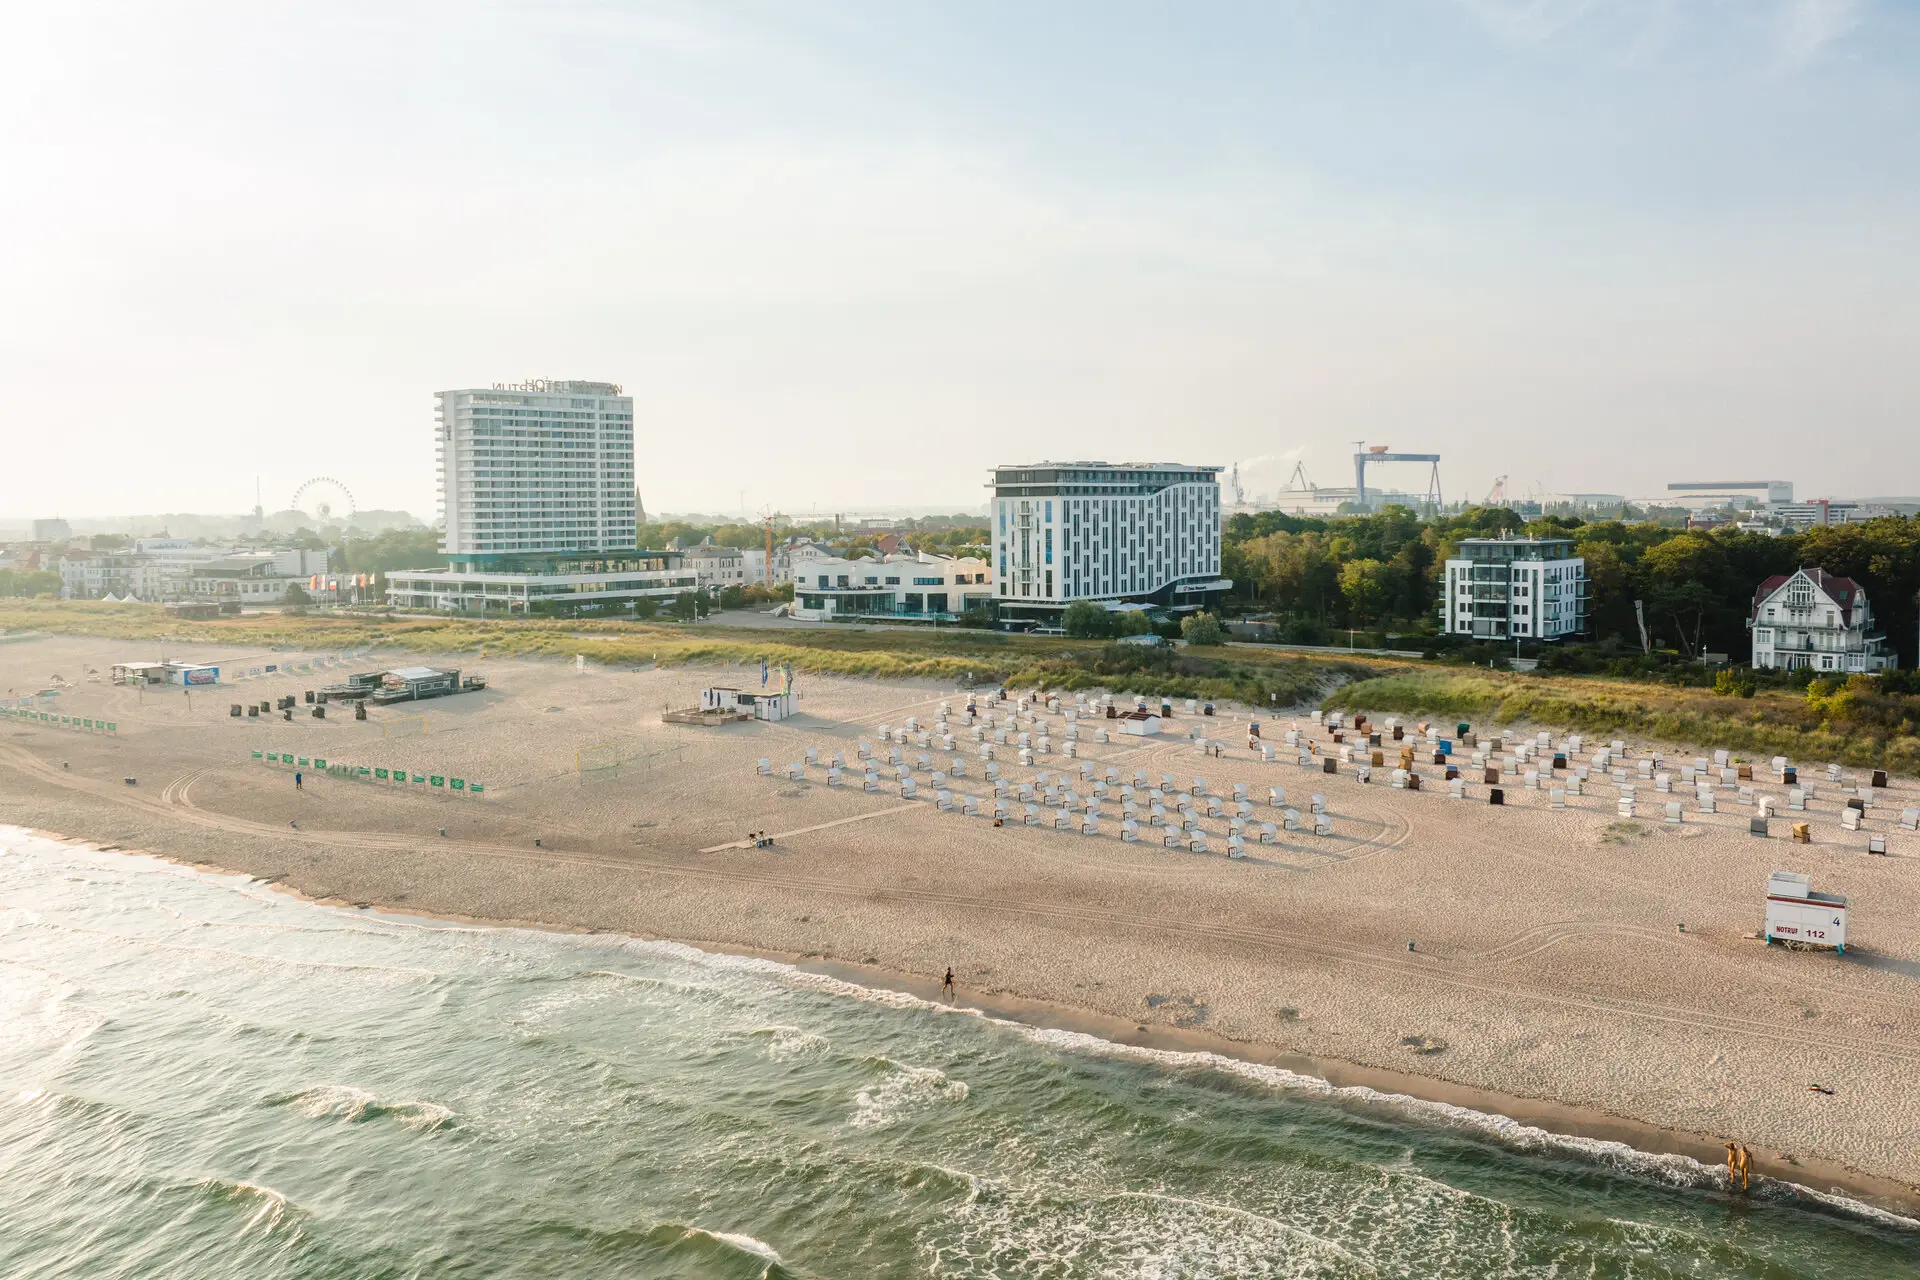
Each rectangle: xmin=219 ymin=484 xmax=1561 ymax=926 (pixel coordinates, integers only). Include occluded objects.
xmin=614 ymin=942 xmax=1920 ymax=1231
xmin=851 ymin=1061 xmax=969 ymax=1130
xmin=281 ymin=1083 xmax=455 ymax=1132
xmin=695 ymin=1228 xmax=784 ymax=1263
xmin=752 ymin=1025 xmax=831 ymax=1062
xmin=200 ymin=1178 xmax=297 ymax=1237
xmin=14 ymin=827 xmax=1918 ymax=1232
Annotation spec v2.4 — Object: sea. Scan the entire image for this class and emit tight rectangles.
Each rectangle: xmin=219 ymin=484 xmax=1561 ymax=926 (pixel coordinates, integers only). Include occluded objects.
xmin=3 ymin=828 xmax=1916 ymax=1279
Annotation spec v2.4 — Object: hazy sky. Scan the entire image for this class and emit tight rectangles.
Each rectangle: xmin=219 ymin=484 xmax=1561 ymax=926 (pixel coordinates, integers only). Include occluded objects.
xmin=5 ymin=0 xmax=1916 ymax=522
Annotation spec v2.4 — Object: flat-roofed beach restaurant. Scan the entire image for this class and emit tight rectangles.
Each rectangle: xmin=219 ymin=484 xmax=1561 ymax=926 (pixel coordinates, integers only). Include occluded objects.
xmin=387 ymin=379 xmax=695 ymax=613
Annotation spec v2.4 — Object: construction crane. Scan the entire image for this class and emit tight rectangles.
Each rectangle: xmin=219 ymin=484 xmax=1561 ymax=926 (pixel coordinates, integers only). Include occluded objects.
xmin=1484 ymin=475 xmax=1508 ymax=505
xmin=1352 ymin=443 xmax=1443 ymax=513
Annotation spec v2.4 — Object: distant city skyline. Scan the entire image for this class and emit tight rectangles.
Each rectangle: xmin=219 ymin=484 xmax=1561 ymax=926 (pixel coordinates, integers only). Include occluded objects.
xmin=4 ymin=1 xmax=1915 ymax=519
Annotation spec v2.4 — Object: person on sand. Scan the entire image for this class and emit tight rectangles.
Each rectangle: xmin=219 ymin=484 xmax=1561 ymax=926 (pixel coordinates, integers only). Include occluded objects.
xmin=942 ymin=967 xmax=954 ymax=1000
xmin=294 ymin=771 xmax=302 ymax=789
xmin=1724 ymin=1142 xmax=1752 ymax=1192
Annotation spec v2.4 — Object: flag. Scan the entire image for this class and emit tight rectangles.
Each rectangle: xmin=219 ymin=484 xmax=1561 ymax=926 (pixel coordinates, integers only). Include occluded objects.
xmin=760 ymin=658 xmax=768 ymax=687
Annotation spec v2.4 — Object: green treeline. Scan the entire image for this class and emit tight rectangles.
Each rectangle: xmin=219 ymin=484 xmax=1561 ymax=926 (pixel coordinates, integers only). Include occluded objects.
xmin=1225 ymin=506 xmax=1920 ymax=665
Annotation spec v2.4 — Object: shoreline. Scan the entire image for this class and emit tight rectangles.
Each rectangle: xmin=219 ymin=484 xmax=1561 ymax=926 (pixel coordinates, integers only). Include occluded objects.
xmin=14 ymin=820 xmax=1920 ymax=1225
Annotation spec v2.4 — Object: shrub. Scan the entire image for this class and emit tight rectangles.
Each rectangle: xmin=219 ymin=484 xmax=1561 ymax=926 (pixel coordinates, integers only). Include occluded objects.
xmin=1181 ymin=612 xmax=1226 ymax=646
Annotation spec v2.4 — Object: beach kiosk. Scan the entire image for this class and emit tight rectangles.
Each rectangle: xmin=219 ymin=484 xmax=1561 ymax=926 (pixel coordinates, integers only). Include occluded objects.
xmin=1764 ymin=871 xmax=1847 ymax=954
xmin=1117 ymin=709 xmax=1162 ymax=737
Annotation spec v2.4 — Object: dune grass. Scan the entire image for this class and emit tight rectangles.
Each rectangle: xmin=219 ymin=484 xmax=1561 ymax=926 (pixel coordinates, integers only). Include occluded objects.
xmin=0 ymin=601 xmax=1374 ymax=709
xmin=1325 ymin=669 xmax=1920 ymax=772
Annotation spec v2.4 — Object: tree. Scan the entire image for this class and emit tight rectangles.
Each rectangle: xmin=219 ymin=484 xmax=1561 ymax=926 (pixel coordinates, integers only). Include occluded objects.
xmin=1181 ymin=612 xmax=1226 ymax=646
xmin=338 ymin=528 xmax=444 ymax=574
xmin=1062 ymin=601 xmax=1111 ymax=638
xmin=632 ymin=595 xmax=660 ymax=619
xmin=1574 ymin=540 xmax=1630 ymax=641
xmin=669 ymin=590 xmax=708 ymax=621
xmin=1338 ymin=558 xmax=1392 ymax=625
xmin=0 ymin=569 xmax=61 ymax=597
xmin=282 ymin=583 xmax=311 ymax=604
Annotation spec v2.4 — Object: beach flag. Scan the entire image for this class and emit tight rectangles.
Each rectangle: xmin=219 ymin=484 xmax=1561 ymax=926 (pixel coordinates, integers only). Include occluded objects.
xmin=760 ymin=658 xmax=768 ymax=687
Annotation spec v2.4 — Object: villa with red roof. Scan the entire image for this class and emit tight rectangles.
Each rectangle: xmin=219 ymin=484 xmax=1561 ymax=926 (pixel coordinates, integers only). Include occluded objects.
xmin=1748 ymin=567 xmax=1895 ymax=673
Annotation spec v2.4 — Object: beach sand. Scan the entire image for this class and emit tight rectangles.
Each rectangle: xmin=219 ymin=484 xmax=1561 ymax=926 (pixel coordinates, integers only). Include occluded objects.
xmin=5 ymin=633 xmax=1919 ymax=1207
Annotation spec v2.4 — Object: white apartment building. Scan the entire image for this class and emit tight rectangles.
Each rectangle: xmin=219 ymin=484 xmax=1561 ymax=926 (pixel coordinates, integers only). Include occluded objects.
xmin=438 ymin=379 xmax=635 ymax=556
xmin=58 ymin=542 xmax=310 ymax=602
xmin=389 ymin=378 xmax=676 ymax=614
xmin=1441 ymin=536 xmax=1587 ymax=641
xmin=188 ymin=549 xmax=332 ymax=604
xmin=1749 ymin=567 xmax=1895 ymax=672
xmin=989 ymin=462 xmax=1229 ymax=627
xmin=791 ymin=551 xmax=992 ymax=621
xmin=684 ymin=542 xmax=769 ymax=591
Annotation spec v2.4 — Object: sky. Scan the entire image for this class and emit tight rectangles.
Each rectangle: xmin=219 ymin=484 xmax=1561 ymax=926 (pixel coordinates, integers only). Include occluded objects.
xmin=3 ymin=0 xmax=1917 ymax=523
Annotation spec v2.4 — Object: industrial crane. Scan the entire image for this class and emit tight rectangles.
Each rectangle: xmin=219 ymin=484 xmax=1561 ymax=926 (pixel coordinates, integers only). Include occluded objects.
xmin=1351 ymin=443 xmax=1443 ymax=513
xmin=1484 ymin=475 xmax=1508 ymax=505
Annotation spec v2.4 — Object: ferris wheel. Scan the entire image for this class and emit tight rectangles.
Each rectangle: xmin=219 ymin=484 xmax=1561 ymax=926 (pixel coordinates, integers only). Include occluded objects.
xmin=290 ymin=476 xmax=356 ymax=526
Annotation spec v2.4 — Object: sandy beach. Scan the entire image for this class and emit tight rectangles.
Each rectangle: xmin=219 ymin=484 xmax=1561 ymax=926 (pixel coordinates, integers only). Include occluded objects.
xmin=5 ymin=632 xmax=1920 ymax=1208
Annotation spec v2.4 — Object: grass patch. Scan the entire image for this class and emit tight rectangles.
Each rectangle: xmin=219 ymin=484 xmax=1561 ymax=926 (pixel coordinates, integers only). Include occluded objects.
xmin=0 ymin=602 xmax=1377 ymax=708
xmin=1325 ymin=669 xmax=1920 ymax=772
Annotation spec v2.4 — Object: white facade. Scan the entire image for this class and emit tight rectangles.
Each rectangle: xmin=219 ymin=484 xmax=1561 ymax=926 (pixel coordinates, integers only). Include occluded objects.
xmin=59 ymin=545 xmax=323 ymax=602
xmin=1749 ymin=567 xmax=1894 ymax=672
xmin=990 ymin=462 xmax=1227 ymax=622
xmin=791 ymin=551 xmax=992 ymax=620
xmin=1764 ymin=871 xmax=1847 ymax=952
xmin=386 ymin=556 xmax=697 ymax=613
xmin=188 ymin=549 xmax=331 ymax=604
xmin=685 ymin=543 xmax=769 ymax=591
xmin=437 ymin=380 xmax=635 ymax=556
xmin=1441 ymin=537 xmax=1587 ymax=641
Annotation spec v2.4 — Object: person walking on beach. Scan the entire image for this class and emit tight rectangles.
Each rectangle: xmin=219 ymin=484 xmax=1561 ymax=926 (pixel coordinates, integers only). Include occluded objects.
xmin=1724 ymin=1142 xmax=1752 ymax=1192
xmin=294 ymin=770 xmax=302 ymax=789
xmin=942 ymin=967 xmax=954 ymax=1000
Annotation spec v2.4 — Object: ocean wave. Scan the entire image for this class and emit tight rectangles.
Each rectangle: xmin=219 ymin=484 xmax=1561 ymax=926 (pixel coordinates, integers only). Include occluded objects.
xmin=0 ymin=962 xmax=104 ymax=1070
xmin=748 ymin=1025 xmax=832 ymax=1062
xmin=618 ymin=943 xmax=1920 ymax=1233
xmin=681 ymin=1225 xmax=784 ymax=1265
xmin=270 ymin=1083 xmax=457 ymax=1132
xmin=850 ymin=1060 xmax=970 ymax=1130
xmin=193 ymin=1177 xmax=303 ymax=1238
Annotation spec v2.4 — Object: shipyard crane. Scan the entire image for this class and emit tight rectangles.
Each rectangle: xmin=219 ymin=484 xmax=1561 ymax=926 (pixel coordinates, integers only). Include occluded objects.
xmin=1351 ymin=443 xmax=1443 ymax=513
xmin=1484 ymin=475 xmax=1508 ymax=505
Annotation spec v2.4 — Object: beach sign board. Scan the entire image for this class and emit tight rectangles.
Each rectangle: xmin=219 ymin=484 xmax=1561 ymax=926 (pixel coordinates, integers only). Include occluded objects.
xmin=430 ymin=775 xmax=444 ymax=787
xmin=375 ymin=768 xmax=389 ymax=780
xmin=450 ymin=779 xmax=465 ymax=791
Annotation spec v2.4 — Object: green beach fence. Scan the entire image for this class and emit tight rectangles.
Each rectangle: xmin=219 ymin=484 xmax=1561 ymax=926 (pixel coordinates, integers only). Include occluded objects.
xmin=254 ymin=748 xmax=482 ymax=796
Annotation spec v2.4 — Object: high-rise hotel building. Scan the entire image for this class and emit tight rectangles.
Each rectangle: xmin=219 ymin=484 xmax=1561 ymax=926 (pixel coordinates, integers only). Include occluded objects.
xmin=387 ymin=379 xmax=698 ymax=613
xmin=438 ymin=380 xmax=635 ymax=558
xmin=990 ymin=462 xmax=1230 ymax=627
